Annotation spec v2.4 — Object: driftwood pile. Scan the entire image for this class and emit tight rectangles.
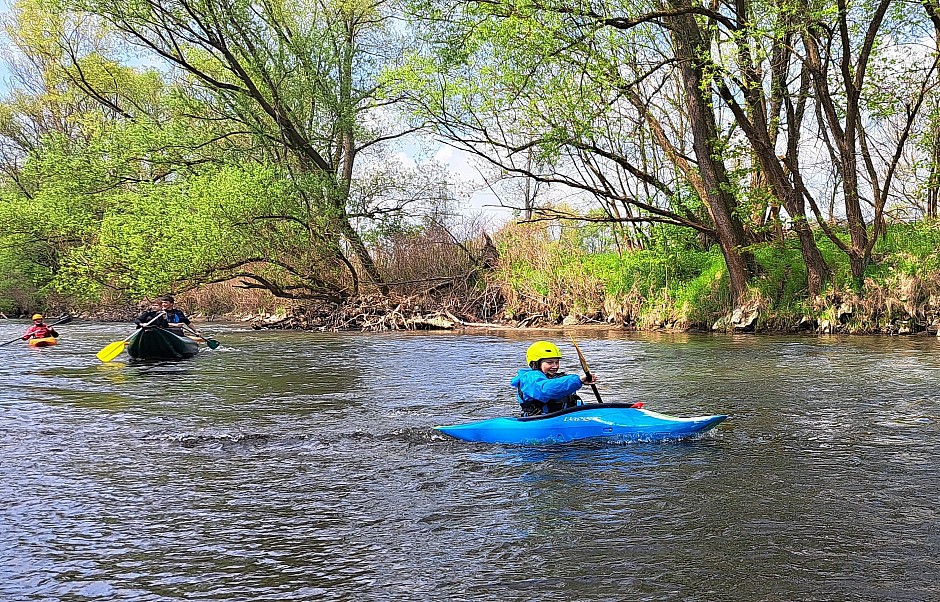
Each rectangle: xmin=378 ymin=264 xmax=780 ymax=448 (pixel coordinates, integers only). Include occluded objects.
xmin=248 ymin=296 xmax=466 ymax=332
xmin=245 ymin=291 xmax=587 ymax=332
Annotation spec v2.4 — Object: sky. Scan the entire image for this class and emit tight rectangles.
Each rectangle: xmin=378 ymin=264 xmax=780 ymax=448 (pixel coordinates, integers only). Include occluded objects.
xmin=0 ymin=1 xmax=10 ymax=87
xmin=398 ymin=142 xmax=515 ymax=223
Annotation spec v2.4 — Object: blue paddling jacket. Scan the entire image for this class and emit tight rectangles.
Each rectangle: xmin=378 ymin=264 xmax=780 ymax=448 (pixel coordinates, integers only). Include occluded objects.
xmin=165 ymin=308 xmax=191 ymax=326
xmin=511 ymin=368 xmax=584 ymax=416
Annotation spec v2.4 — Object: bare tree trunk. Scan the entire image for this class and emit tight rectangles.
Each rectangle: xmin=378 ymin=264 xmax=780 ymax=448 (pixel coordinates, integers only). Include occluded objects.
xmin=666 ymin=2 xmax=756 ymax=302
xmin=801 ymin=0 xmax=893 ymax=280
xmin=716 ymin=0 xmax=831 ymax=298
xmin=929 ymin=124 xmax=940 ymax=218
xmin=524 ymin=146 xmax=535 ymax=220
xmin=925 ymin=1 xmax=940 ymax=218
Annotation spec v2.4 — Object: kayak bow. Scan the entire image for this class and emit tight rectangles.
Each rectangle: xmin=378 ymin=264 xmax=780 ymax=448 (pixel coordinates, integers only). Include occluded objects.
xmin=435 ymin=403 xmax=727 ymax=444
xmin=27 ymin=336 xmax=58 ymax=347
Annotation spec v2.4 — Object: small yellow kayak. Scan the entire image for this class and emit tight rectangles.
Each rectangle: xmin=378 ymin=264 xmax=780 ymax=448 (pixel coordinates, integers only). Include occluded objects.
xmin=28 ymin=336 xmax=58 ymax=347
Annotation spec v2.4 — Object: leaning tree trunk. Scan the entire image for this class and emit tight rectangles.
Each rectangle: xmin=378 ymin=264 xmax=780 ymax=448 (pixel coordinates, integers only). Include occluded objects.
xmin=667 ymin=3 xmax=756 ymax=302
xmin=339 ymin=217 xmax=390 ymax=296
xmin=717 ymin=0 xmax=832 ymax=299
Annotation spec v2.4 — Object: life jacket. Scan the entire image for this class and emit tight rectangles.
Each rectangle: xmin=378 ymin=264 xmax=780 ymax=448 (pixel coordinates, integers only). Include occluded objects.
xmin=517 ymin=372 xmax=582 ymax=416
xmin=163 ymin=309 xmax=189 ymax=335
xmin=24 ymin=324 xmax=57 ymax=339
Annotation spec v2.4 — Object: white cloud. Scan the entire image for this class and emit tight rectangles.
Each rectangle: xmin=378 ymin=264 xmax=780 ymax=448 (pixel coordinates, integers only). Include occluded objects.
xmin=392 ymin=151 xmax=417 ymax=170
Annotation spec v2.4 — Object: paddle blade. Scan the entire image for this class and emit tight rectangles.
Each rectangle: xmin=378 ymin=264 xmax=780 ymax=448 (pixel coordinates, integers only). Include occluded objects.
xmin=205 ymin=339 xmax=220 ymax=350
xmin=569 ymin=335 xmax=603 ymax=404
xmin=568 ymin=335 xmax=592 ymax=375
xmin=96 ymin=341 xmax=127 ymax=362
xmin=0 ymin=337 xmax=22 ymax=347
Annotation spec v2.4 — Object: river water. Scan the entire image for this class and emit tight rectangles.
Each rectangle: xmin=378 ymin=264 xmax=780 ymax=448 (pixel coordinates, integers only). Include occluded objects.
xmin=1 ymin=321 xmax=938 ymax=601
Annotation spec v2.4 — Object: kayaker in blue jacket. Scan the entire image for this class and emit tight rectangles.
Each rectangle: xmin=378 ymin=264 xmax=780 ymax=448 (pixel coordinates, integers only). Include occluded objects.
xmin=511 ymin=340 xmax=597 ymax=416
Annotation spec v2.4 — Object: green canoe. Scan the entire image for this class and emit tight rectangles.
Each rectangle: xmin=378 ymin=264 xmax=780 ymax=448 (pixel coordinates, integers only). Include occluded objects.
xmin=126 ymin=327 xmax=199 ymax=360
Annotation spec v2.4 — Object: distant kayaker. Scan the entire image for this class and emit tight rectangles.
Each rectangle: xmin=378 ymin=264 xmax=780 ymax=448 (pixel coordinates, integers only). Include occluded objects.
xmin=21 ymin=314 xmax=59 ymax=341
xmin=511 ymin=340 xmax=597 ymax=416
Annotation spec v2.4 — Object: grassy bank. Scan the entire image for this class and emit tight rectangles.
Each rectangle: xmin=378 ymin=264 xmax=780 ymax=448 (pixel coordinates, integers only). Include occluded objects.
xmin=483 ymin=221 xmax=940 ymax=334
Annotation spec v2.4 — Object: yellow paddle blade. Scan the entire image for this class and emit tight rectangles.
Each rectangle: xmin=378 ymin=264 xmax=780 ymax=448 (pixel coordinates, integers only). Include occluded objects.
xmin=96 ymin=340 xmax=128 ymax=363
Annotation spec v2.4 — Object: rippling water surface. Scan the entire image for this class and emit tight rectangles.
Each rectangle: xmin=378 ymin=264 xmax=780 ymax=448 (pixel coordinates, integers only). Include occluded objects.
xmin=1 ymin=322 xmax=938 ymax=601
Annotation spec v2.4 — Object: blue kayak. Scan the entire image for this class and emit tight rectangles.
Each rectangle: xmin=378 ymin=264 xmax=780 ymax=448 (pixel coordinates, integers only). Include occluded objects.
xmin=435 ymin=403 xmax=727 ymax=444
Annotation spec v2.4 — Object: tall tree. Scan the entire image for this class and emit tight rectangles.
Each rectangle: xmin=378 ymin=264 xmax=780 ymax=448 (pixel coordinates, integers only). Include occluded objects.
xmin=403 ymin=0 xmax=940 ymax=299
xmin=65 ymin=0 xmax=434 ymax=298
xmin=695 ymin=0 xmax=833 ymax=297
xmin=401 ymin=0 xmax=759 ymax=301
xmin=0 ymin=0 xmax=181 ymax=307
xmin=662 ymin=0 xmax=759 ymax=300
xmin=798 ymin=0 xmax=940 ymax=280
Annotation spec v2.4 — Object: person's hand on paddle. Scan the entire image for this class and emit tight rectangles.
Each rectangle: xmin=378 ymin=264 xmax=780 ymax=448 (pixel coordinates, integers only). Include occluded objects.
xmin=580 ymin=372 xmax=597 ymax=385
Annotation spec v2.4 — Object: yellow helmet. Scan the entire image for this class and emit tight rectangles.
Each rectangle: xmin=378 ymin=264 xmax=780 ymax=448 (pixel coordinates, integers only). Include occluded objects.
xmin=526 ymin=340 xmax=562 ymax=364
xmin=31 ymin=313 xmax=43 ymax=320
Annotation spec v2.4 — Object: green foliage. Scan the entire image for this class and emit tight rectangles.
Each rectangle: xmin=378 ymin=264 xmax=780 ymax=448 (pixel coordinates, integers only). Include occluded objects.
xmin=52 ymin=162 xmax=352 ymax=301
xmin=579 ymin=248 xmax=711 ymax=298
xmin=0 ymin=235 xmax=51 ymax=313
xmin=586 ymin=247 xmax=729 ymax=325
xmin=493 ymin=220 xmax=729 ymax=326
xmin=748 ymin=242 xmax=811 ymax=315
xmin=492 ymin=220 xmax=940 ymax=331
xmin=647 ymin=223 xmax=704 ymax=253
xmin=3 ymin=0 xmax=940 ymax=325
xmin=870 ymin=221 xmax=940 ymax=278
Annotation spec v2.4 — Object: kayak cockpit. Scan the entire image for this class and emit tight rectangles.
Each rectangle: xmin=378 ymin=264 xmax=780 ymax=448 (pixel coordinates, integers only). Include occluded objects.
xmin=517 ymin=401 xmax=644 ymax=421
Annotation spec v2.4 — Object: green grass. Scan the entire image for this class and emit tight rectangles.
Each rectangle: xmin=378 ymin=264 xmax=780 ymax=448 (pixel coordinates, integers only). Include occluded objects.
xmin=493 ymin=221 xmax=940 ymax=331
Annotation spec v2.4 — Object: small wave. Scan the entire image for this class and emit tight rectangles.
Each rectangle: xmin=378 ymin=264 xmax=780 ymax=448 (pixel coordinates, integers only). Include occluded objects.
xmin=147 ymin=431 xmax=311 ymax=448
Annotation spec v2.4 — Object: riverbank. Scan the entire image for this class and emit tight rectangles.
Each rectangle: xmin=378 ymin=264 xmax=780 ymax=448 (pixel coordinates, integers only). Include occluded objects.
xmin=7 ymin=222 xmax=940 ymax=337
xmin=9 ymin=281 xmax=940 ymax=337
xmin=203 ymin=288 xmax=940 ymax=337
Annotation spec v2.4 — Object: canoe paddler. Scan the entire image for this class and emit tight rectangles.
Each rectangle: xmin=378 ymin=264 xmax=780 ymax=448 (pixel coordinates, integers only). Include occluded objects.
xmin=511 ymin=340 xmax=597 ymax=416
xmin=21 ymin=313 xmax=59 ymax=342
xmin=134 ymin=298 xmax=165 ymax=328
xmin=158 ymin=295 xmax=202 ymax=337
xmin=133 ymin=295 xmax=202 ymax=338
